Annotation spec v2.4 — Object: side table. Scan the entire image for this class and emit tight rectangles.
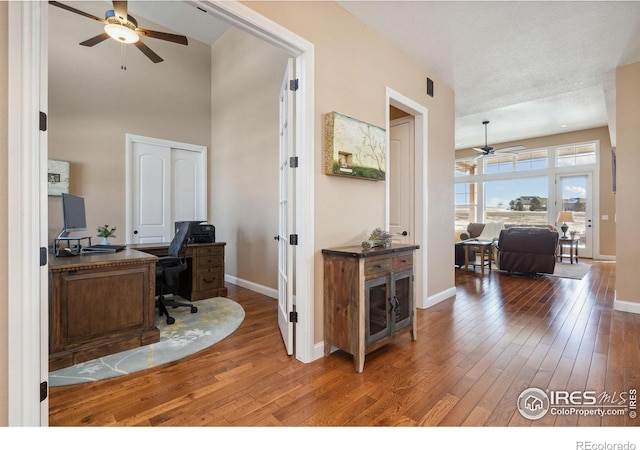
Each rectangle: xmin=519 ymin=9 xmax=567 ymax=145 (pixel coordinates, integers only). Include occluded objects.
xmin=558 ymin=237 xmax=579 ymax=264
xmin=463 ymin=240 xmax=494 ymax=275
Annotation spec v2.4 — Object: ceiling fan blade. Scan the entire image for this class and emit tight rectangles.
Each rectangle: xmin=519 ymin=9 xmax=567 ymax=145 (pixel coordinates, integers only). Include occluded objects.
xmin=136 ymin=28 xmax=189 ymax=45
xmin=472 ymin=147 xmax=486 ymax=153
xmin=79 ymin=33 xmax=110 ymax=47
xmin=134 ymin=40 xmax=164 ymax=63
xmin=49 ymin=1 xmax=107 ymax=23
xmin=495 ymin=145 xmax=526 ymax=153
xmin=112 ymin=0 xmax=128 ymax=22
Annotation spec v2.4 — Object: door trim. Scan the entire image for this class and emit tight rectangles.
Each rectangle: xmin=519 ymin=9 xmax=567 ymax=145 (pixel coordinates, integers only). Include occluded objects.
xmin=193 ymin=1 xmax=316 ymax=364
xmin=7 ymin=0 xmax=49 ymax=425
xmin=385 ymin=88 xmax=428 ymax=309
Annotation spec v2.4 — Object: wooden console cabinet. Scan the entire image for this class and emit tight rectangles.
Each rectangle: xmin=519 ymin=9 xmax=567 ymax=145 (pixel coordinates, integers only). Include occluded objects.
xmin=129 ymin=242 xmax=227 ymax=300
xmin=322 ymin=243 xmax=419 ymax=372
xmin=49 ymin=250 xmax=160 ymax=371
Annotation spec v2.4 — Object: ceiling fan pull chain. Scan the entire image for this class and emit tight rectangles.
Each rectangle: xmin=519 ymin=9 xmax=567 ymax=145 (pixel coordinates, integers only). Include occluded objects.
xmin=121 ymin=43 xmax=127 ymax=70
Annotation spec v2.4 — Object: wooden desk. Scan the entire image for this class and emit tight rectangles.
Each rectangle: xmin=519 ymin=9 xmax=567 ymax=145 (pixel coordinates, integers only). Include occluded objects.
xmin=49 ymin=249 xmax=160 ymax=371
xmin=129 ymin=242 xmax=227 ymax=300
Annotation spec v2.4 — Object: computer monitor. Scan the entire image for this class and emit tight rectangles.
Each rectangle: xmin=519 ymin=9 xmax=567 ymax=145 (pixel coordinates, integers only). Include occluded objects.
xmin=58 ymin=193 xmax=87 ymax=238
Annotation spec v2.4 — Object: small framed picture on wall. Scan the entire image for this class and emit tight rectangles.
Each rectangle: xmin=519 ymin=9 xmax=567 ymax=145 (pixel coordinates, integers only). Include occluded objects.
xmin=48 ymin=159 xmax=70 ymax=196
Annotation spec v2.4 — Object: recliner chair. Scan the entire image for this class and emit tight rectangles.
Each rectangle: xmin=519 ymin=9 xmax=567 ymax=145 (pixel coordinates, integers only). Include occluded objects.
xmin=156 ymin=221 xmax=198 ymax=324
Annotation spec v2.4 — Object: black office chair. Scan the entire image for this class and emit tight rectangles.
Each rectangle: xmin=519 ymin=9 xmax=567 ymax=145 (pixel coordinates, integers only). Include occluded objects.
xmin=156 ymin=221 xmax=198 ymax=324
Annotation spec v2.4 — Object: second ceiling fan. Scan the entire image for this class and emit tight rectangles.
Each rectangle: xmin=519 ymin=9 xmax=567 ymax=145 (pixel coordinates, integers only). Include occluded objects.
xmin=50 ymin=0 xmax=188 ymax=67
xmin=473 ymin=120 xmax=525 ymax=159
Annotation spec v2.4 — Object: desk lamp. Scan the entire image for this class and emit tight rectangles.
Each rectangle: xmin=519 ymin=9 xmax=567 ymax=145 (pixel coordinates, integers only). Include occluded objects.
xmin=557 ymin=211 xmax=575 ymax=238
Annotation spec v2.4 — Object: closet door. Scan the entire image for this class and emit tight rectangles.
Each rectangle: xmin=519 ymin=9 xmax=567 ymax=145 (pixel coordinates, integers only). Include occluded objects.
xmin=127 ymin=135 xmax=207 ymax=244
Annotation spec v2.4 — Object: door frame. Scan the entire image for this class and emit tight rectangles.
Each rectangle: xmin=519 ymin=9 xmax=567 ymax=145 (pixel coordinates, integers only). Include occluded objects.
xmin=194 ymin=1 xmax=315 ymax=364
xmin=8 ymin=0 xmax=316 ymax=425
xmin=385 ymin=88 xmax=428 ymax=309
xmin=555 ymin=171 xmax=596 ymax=258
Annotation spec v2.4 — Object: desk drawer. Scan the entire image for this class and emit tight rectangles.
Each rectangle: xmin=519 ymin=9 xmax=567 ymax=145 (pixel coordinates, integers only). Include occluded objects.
xmin=197 ymin=246 xmax=223 ymax=258
xmin=197 ymin=268 xmax=223 ymax=291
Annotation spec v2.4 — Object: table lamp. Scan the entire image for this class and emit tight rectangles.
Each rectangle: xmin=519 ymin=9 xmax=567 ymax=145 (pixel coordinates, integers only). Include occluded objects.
xmin=557 ymin=211 xmax=575 ymax=238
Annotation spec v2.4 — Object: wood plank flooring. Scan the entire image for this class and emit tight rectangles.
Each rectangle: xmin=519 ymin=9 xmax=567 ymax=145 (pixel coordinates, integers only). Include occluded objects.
xmin=48 ymin=261 xmax=640 ymax=426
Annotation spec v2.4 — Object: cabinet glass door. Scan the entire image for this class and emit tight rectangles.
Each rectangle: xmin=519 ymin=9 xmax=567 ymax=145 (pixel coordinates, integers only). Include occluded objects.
xmin=365 ymin=276 xmax=390 ymax=345
xmin=392 ymin=270 xmax=413 ymax=331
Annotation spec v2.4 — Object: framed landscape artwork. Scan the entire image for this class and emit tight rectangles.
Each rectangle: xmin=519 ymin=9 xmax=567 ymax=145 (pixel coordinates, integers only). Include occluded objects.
xmin=48 ymin=159 xmax=70 ymax=196
xmin=324 ymin=111 xmax=386 ymax=181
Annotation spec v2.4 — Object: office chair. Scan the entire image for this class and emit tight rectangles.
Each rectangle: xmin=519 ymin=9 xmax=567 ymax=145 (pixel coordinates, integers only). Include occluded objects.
xmin=155 ymin=221 xmax=198 ymax=324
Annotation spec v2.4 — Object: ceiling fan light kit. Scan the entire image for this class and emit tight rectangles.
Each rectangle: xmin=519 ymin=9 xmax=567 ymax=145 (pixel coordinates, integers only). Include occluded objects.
xmin=104 ymin=10 xmax=139 ymax=44
xmin=50 ymin=1 xmax=188 ymax=67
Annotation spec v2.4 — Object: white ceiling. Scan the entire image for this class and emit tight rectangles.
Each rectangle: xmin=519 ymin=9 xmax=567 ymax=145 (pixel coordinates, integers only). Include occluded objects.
xmin=66 ymin=1 xmax=640 ymax=150
xmin=338 ymin=0 xmax=640 ymax=149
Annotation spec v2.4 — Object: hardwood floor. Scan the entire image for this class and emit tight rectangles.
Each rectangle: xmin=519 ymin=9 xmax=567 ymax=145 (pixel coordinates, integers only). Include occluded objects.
xmin=48 ymin=261 xmax=639 ymax=426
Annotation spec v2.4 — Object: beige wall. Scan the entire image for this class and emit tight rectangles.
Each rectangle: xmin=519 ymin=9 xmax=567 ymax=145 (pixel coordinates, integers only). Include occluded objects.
xmin=210 ymin=27 xmax=289 ymax=290
xmin=615 ymin=62 xmax=640 ymax=305
xmin=243 ymin=1 xmax=456 ymax=341
xmin=456 ymin=126 xmax=617 ymax=256
xmin=47 ymin=2 xmax=211 ymax=243
xmin=0 ymin=0 xmax=8 ymax=427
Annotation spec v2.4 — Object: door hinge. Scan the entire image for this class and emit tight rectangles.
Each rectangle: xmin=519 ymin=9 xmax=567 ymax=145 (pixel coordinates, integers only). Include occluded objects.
xmin=289 ymin=156 xmax=299 ymax=168
xmin=289 ymin=79 xmax=299 ymax=91
xmin=39 ymin=111 xmax=47 ymax=132
xmin=289 ymin=311 xmax=298 ymax=323
xmin=40 ymin=247 xmax=48 ymax=267
xmin=289 ymin=234 xmax=298 ymax=245
xmin=40 ymin=381 xmax=48 ymax=402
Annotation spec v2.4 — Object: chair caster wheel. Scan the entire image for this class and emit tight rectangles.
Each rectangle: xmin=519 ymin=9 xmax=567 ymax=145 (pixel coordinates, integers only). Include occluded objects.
xmin=167 ymin=316 xmax=175 ymax=324
xmin=191 ymin=306 xmax=198 ymax=313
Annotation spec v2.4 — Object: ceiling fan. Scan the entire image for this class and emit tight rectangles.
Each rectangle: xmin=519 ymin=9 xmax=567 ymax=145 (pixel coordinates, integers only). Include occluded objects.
xmin=49 ymin=1 xmax=188 ymax=67
xmin=472 ymin=120 xmax=525 ymax=158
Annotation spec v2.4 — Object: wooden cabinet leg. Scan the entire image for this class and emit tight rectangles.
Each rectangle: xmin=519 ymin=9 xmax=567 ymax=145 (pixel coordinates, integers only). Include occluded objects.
xmin=354 ymin=354 xmax=365 ymax=373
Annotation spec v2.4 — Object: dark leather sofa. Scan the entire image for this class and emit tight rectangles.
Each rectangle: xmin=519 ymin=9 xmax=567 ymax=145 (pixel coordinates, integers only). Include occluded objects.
xmin=495 ymin=227 xmax=559 ymax=275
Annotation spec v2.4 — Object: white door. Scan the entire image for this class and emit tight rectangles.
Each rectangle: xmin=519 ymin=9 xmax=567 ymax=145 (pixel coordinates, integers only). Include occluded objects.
xmin=127 ymin=135 xmax=207 ymax=244
xmin=556 ymin=173 xmax=593 ymax=258
xmin=277 ymin=59 xmax=295 ymax=355
xmin=389 ymin=116 xmax=415 ymax=244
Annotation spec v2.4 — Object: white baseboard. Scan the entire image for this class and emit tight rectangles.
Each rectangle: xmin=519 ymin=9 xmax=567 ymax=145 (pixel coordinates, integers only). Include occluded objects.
xmin=224 ymin=274 xmax=278 ymax=299
xmin=613 ymin=294 xmax=640 ymax=315
xmin=595 ymin=255 xmax=616 ymax=261
xmin=420 ymin=286 xmax=457 ymax=309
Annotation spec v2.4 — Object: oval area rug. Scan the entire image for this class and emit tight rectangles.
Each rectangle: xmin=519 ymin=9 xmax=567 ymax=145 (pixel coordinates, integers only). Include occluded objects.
xmin=49 ymin=297 xmax=245 ymax=387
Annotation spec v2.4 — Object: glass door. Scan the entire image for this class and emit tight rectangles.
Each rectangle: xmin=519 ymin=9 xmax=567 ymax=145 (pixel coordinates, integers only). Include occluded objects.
xmin=556 ymin=173 xmax=593 ymax=258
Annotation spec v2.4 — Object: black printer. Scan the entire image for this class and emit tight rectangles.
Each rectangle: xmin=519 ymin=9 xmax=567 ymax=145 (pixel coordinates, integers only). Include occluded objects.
xmin=175 ymin=221 xmax=216 ymax=243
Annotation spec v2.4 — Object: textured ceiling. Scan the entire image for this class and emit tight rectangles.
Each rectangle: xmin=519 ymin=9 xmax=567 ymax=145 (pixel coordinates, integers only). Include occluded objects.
xmin=62 ymin=1 xmax=640 ymax=150
xmin=337 ymin=0 xmax=640 ymax=149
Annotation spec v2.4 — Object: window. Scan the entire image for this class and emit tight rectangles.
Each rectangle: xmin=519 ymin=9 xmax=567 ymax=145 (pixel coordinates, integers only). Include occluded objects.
xmin=455 ymin=182 xmax=477 ymax=235
xmin=484 ymin=177 xmax=548 ymax=226
xmin=455 ymin=159 xmax=478 ymax=177
xmin=516 ymin=150 xmax=548 ymax=171
xmin=484 ymin=154 xmax=514 ymax=174
xmin=557 ymin=144 xmax=596 ymax=166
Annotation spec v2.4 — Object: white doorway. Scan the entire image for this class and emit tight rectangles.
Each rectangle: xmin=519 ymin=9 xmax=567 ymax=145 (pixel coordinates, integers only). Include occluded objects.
xmin=126 ymin=134 xmax=207 ymax=244
xmin=386 ymin=88 xmax=428 ymax=309
xmin=9 ymin=0 xmax=316 ymax=425
xmin=389 ymin=115 xmax=415 ymax=244
xmin=556 ymin=172 xmax=594 ymax=258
